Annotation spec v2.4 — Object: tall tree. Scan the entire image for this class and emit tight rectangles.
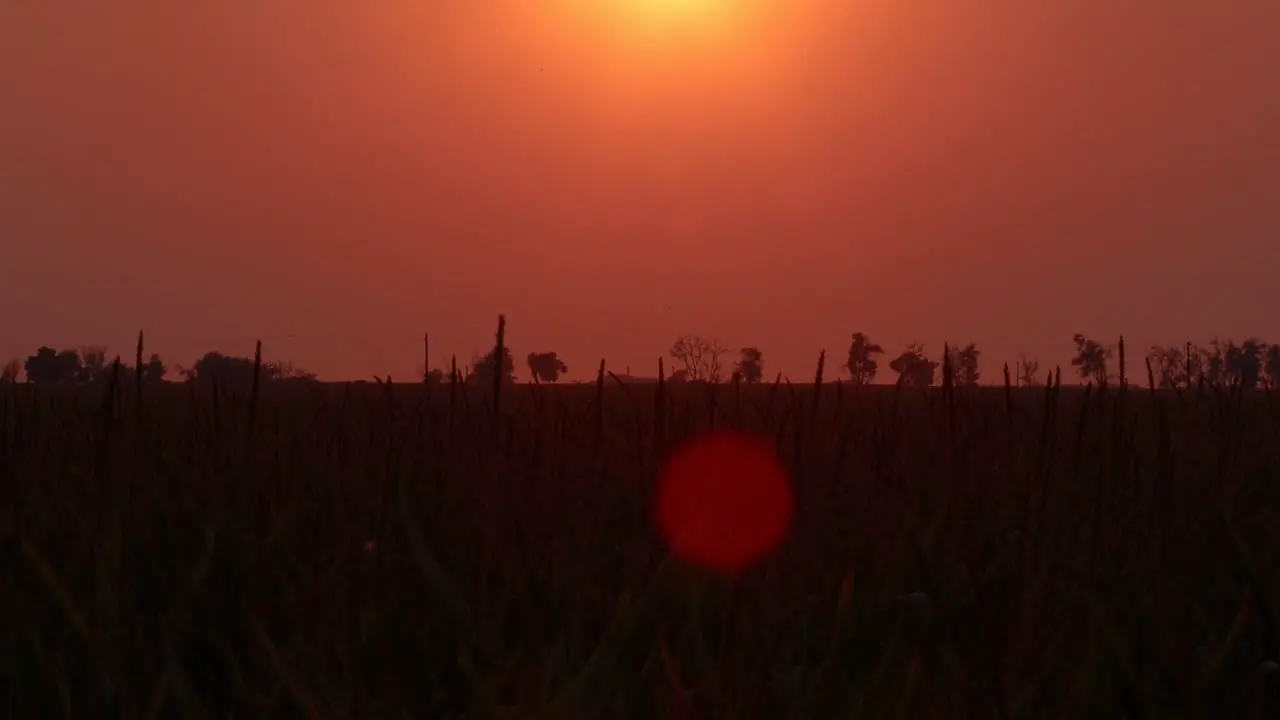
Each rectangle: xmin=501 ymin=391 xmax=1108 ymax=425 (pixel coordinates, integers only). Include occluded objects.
xmin=78 ymin=345 xmax=108 ymax=383
xmin=1147 ymin=345 xmax=1187 ymax=389
xmin=669 ymin=334 xmax=726 ymax=383
xmin=1196 ymin=339 xmax=1227 ymax=385
xmin=1070 ymin=334 xmax=1111 ymax=384
xmin=947 ymin=342 xmax=981 ymax=387
xmin=1016 ymin=354 xmax=1042 ymax=387
xmin=735 ymin=346 xmax=764 ymax=384
xmin=1265 ymin=344 xmax=1280 ymax=389
xmin=846 ymin=332 xmax=884 ymax=385
xmin=1223 ymin=338 xmax=1266 ymax=389
xmin=1182 ymin=342 xmax=1210 ymax=384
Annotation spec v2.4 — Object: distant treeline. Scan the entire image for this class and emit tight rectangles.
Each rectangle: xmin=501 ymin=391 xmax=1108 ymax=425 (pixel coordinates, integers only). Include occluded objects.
xmin=4 ymin=327 xmax=1279 ymax=390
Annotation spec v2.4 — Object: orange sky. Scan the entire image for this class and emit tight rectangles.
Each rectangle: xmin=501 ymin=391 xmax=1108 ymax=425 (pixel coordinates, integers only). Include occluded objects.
xmin=2 ymin=1 xmax=1278 ymax=382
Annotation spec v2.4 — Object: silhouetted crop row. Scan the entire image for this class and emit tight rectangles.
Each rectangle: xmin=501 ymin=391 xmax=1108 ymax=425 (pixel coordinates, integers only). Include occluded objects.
xmin=2 ymin=320 xmax=1279 ymax=717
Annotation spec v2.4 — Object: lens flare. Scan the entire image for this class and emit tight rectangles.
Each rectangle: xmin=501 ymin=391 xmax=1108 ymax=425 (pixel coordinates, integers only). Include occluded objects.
xmin=654 ymin=429 xmax=794 ymax=575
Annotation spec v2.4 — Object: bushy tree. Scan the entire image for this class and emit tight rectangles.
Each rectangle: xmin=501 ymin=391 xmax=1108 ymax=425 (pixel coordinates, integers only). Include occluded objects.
xmin=24 ymin=347 xmax=84 ymax=384
xmin=735 ymin=347 xmax=764 ymax=384
xmin=470 ymin=346 xmax=516 ymax=386
xmin=1147 ymin=345 xmax=1187 ymax=389
xmin=77 ymin=345 xmax=108 ymax=383
xmin=1223 ymin=338 xmax=1266 ymax=389
xmin=1265 ymin=345 xmax=1280 ymax=389
xmin=1070 ymin=334 xmax=1111 ymax=384
xmin=526 ymin=351 xmax=568 ymax=383
xmin=947 ymin=342 xmax=981 ymax=387
xmin=1195 ymin=339 xmax=1227 ymax=385
xmin=139 ymin=353 xmax=167 ymax=384
xmin=1 ymin=358 xmax=20 ymax=384
xmin=178 ymin=352 xmax=257 ymax=385
xmin=846 ymin=332 xmax=884 ymax=385
xmin=889 ymin=343 xmax=938 ymax=387
xmin=176 ymin=351 xmax=313 ymax=385
xmin=263 ymin=360 xmax=318 ymax=383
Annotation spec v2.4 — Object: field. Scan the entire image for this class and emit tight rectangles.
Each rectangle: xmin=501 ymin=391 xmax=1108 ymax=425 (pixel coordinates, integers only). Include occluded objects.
xmin=3 ymin=371 xmax=1280 ymax=718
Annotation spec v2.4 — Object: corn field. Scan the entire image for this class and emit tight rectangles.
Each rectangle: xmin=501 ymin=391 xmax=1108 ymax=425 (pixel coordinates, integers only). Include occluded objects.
xmin=3 ymin=346 xmax=1280 ymax=718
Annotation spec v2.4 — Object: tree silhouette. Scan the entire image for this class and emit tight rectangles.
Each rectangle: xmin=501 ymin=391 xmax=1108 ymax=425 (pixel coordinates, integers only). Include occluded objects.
xmin=24 ymin=347 xmax=84 ymax=384
xmin=139 ymin=354 xmax=167 ymax=384
xmin=1179 ymin=342 xmax=1210 ymax=384
xmin=1070 ymin=334 xmax=1111 ymax=384
xmin=1223 ymin=338 xmax=1266 ymax=389
xmin=735 ymin=347 xmax=764 ymax=384
xmin=179 ymin=352 xmax=257 ymax=385
xmin=669 ymin=335 xmax=726 ymax=383
xmin=1147 ymin=345 xmax=1187 ymax=389
xmin=470 ymin=346 xmax=516 ymax=386
xmin=526 ymin=351 xmax=568 ymax=383
xmin=263 ymin=360 xmax=318 ymax=383
xmin=177 ymin=352 xmax=313 ymax=385
xmin=418 ymin=355 xmax=450 ymax=384
xmin=888 ymin=343 xmax=938 ymax=387
xmin=1265 ymin=345 xmax=1280 ymax=389
xmin=947 ymin=342 xmax=981 ymax=387
xmin=23 ymin=348 xmax=55 ymax=384
xmin=1 ymin=358 xmax=20 ymax=384
xmin=57 ymin=350 xmax=84 ymax=382
xmin=845 ymin=332 xmax=884 ymax=385
xmin=1195 ymin=339 xmax=1227 ymax=385
xmin=1016 ymin=354 xmax=1042 ymax=387
xmin=78 ymin=345 xmax=108 ymax=383
xmin=19 ymin=330 xmax=1277 ymax=391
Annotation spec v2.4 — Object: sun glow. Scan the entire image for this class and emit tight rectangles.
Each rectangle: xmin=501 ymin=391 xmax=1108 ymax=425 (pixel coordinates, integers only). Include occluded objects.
xmin=567 ymin=0 xmax=755 ymax=45
xmin=546 ymin=0 xmax=792 ymax=125
xmin=624 ymin=0 xmax=733 ymax=27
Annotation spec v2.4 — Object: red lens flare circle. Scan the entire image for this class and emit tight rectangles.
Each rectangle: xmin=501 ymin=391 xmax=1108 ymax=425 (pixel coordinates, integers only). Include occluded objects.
xmin=654 ymin=430 xmax=794 ymax=575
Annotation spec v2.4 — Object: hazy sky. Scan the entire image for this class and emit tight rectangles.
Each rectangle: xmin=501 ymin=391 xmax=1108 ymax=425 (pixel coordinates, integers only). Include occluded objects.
xmin=3 ymin=1 xmax=1277 ymax=382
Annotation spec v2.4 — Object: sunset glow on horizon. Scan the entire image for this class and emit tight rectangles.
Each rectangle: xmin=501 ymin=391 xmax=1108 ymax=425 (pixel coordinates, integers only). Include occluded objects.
xmin=604 ymin=0 xmax=740 ymax=29
xmin=9 ymin=6 xmax=1279 ymax=715
xmin=2 ymin=2 xmax=1278 ymax=382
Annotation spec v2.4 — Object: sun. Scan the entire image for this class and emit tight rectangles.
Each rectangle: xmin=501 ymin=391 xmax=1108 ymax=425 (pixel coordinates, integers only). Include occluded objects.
xmin=568 ymin=0 xmax=745 ymax=40
xmin=625 ymin=0 xmax=730 ymax=26
xmin=555 ymin=0 xmax=775 ymax=91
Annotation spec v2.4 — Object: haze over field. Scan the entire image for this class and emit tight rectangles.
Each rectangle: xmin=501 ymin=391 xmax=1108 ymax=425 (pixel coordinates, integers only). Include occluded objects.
xmin=3 ymin=1 xmax=1278 ymax=381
